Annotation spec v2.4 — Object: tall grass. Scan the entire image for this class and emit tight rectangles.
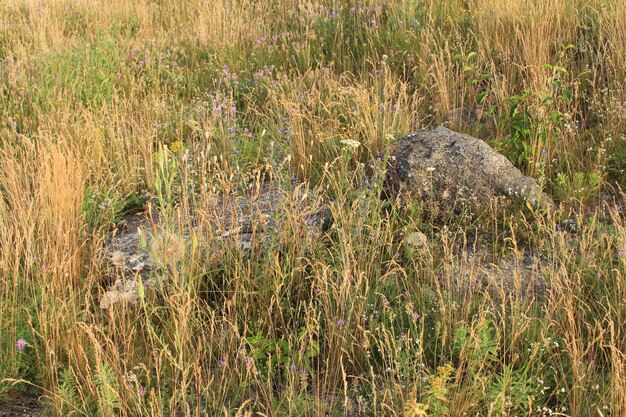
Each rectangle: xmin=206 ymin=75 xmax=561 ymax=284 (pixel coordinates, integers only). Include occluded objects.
xmin=1 ymin=0 xmax=625 ymax=416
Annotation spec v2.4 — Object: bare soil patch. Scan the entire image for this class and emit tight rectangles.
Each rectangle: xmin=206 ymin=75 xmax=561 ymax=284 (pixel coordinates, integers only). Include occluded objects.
xmin=0 ymin=392 xmax=43 ymax=417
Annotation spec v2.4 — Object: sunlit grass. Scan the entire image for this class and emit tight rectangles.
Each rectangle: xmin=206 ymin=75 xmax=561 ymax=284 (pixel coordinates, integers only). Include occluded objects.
xmin=1 ymin=0 xmax=625 ymax=416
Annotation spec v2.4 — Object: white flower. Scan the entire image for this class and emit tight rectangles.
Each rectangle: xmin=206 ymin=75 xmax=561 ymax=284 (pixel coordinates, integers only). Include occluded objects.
xmin=340 ymin=139 xmax=361 ymax=149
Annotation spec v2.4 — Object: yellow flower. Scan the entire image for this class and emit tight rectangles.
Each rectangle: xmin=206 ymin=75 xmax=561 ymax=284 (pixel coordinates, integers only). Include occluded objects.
xmin=169 ymin=140 xmax=184 ymax=155
xmin=437 ymin=364 xmax=454 ymax=379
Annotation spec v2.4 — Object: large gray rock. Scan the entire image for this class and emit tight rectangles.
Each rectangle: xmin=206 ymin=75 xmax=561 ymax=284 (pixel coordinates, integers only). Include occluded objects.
xmin=384 ymin=126 xmax=553 ymax=212
xmin=100 ymin=182 xmax=330 ymax=308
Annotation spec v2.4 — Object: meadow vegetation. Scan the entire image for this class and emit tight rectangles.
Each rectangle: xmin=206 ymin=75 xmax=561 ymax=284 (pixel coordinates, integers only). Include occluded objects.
xmin=0 ymin=0 xmax=625 ymax=415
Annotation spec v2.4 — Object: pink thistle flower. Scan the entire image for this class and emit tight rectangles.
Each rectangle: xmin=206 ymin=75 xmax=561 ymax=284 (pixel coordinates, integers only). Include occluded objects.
xmin=16 ymin=339 xmax=27 ymax=352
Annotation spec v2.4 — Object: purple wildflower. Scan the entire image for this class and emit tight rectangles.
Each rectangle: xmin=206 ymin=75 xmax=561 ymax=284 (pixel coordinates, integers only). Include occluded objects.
xmin=16 ymin=339 xmax=27 ymax=352
xmin=139 ymin=386 xmax=147 ymax=397
xmin=289 ymin=363 xmax=297 ymax=373
xmin=218 ymin=356 xmax=227 ymax=367
xmin=337 ymin=318 xmax=346 ymax=328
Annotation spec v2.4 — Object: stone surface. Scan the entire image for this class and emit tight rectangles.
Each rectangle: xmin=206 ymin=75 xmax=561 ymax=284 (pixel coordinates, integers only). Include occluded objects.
xmin=0 ymin=392 xmax=43 ymax=417
xmin=403 ymin=230 xmax=429 ymax=249
xmin=100 ymin=182 xmax=330 ymax=308
xmin=383 ymin=126 xmax=554 ymax=212
xmin=442 ymin=249 xmax=547 ymax=298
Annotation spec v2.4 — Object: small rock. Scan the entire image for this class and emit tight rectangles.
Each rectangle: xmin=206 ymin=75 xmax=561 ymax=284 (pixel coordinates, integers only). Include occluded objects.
xmin=99 ymin=278 xmax=143 ymax=309
xmin=404 ymin=230 xmax=429 ymax=249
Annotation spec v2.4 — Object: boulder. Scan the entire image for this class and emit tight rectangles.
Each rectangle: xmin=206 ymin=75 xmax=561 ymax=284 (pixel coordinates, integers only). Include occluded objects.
xmin=383 ymin=126 xmax=553 ymax=212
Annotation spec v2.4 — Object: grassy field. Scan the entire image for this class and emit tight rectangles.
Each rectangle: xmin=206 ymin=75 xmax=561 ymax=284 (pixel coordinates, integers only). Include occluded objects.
xmin=1 ymin=0 xmax=625 ymax=416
